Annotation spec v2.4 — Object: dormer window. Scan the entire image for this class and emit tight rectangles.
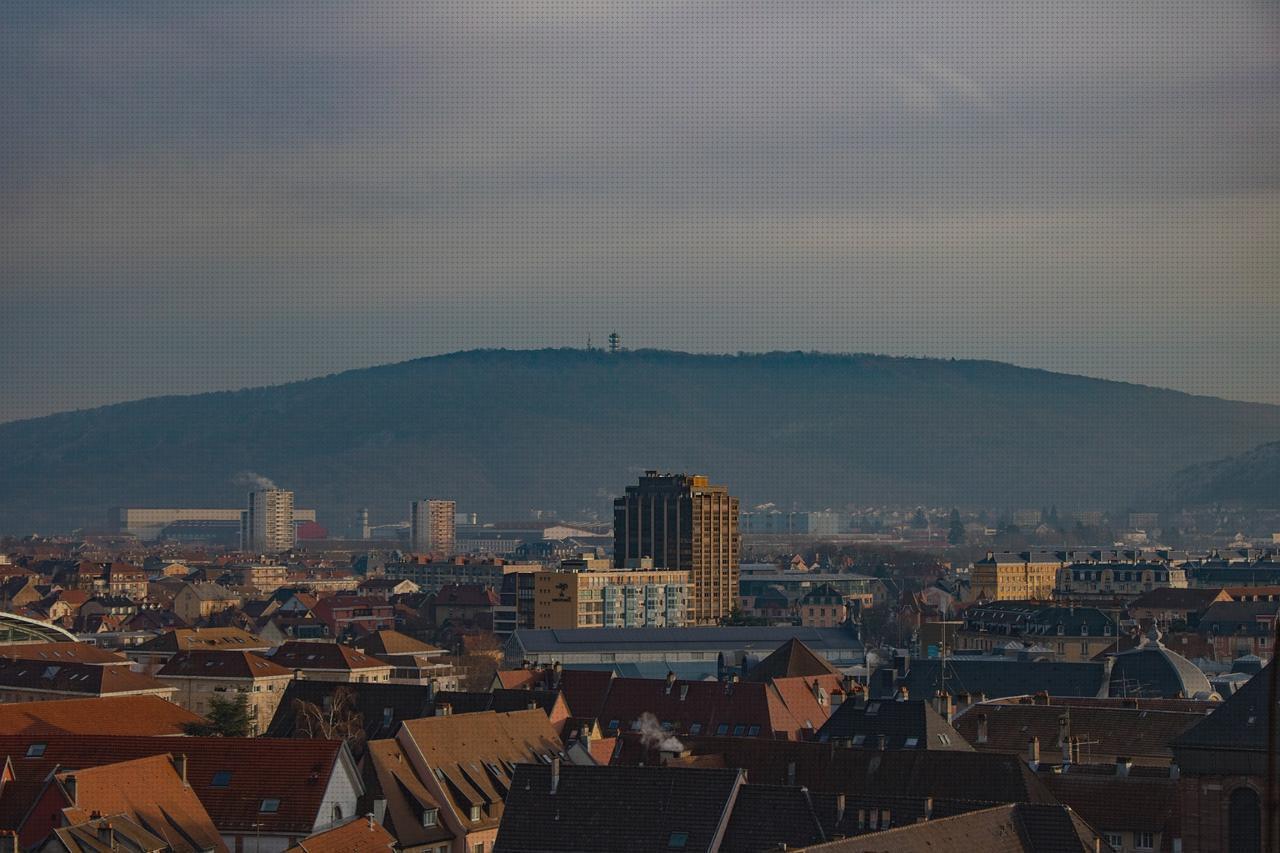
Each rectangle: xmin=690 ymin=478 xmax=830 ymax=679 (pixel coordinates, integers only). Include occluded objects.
xmin=423 ymin=808 xmax=439 ymax=827
xmin=470 ymin=804 xmax=483 ymax=822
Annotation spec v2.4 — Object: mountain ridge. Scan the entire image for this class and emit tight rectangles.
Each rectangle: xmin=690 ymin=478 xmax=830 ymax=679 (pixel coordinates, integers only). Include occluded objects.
xmin=2 ymin=348 xmax=1278 ymax=533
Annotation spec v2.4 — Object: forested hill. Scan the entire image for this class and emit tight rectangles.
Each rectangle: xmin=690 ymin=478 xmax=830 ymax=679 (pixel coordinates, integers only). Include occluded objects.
xmin=2 ymin=348 xmax=1278 ymax=532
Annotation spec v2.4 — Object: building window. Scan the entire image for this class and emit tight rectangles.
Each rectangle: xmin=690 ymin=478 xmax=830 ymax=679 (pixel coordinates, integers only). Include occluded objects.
xmin=1104 ymin=834 xmax=1122 ymax=850
xmin=473 ymin=844 xmax=485 ymax=853
xmin=211 ymin=770 xmax=232 ymax=788
xmin=423 ymin=808 xmax=438 ymax=827
xmin=689 ymin=723 xmax=702 ymax=735
xmin=1135 ymin=831 xmax=1154 ymax=850
xmin=470 ymin=804 xmax=482 ymax=822
xmin=668 ymin=832 xmax=689 ymax=849
xmin=25 ymin=743 xmax=46 ymax=757
xmin=716 ymin=724 xmax=729 ymax=736
xmin=260 ymin=799 xmax=281 ymax=813
xmin=332 ymin=804 xmax=343 ymax=822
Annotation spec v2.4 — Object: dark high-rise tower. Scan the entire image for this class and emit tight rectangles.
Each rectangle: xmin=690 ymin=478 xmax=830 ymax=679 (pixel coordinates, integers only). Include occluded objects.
xmin=613 ymin=470 xmax=740 ymax=624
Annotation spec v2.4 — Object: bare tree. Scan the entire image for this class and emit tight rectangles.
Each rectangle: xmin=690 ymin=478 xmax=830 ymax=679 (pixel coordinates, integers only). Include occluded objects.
xmin=292 ymin=686 xmax=366 ymax=754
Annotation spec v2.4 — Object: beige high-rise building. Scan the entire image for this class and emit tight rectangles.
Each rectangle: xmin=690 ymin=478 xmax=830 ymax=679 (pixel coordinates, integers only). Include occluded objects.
xmin=411 ymin=499 xmax=457 ymax=555
xmin=242 ymin=488 xmax=295 ymax=553
xmin=613 ymin=471 xmax=740 ymax=624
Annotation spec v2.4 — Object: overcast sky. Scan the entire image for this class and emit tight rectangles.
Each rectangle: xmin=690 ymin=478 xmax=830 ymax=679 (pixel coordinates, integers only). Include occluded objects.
xmin=2 ymin=0 xmax=1277 ymax=422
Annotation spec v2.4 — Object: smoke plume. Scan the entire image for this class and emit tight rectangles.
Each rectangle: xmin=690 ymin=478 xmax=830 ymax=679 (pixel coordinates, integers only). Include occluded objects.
xmin=637 ymin=712 xmax=684 ymax=753
xmin=234 ymin=471 xmax=278 ymax=490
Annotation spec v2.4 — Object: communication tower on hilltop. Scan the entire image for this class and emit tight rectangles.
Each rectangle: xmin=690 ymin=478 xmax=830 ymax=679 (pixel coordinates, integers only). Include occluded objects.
xmin=608 ymin=332 xmax=620 ymax=353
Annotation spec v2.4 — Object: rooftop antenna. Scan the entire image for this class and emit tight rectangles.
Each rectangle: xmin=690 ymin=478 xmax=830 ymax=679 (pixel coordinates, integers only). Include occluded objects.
xmin=608 ymin=332 xmax=620 ymax=353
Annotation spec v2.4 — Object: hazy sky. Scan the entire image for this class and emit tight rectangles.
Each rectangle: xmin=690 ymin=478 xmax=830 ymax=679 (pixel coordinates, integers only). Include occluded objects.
xmin=2 ymin=0 xmax=1277 ymax=423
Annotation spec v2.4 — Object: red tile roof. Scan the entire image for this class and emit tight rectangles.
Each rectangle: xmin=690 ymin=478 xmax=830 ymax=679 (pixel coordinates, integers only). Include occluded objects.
xmin=0 ymin=696 xmax=204 ymax=737
xmin=598 ymin=674 xmax=840 ymax=740
xmin=270 ymin=641 xmax=392 ymax=672
xmin=0 ymin=642 xmax=129 ymax=666
xmin=130 ymin=627 xmax=269 ymax=653
xmin=0 ymin=734 xmax=349 ymax=837
xmin=53 ymin=754 xmax=225 ymax=853
xmin=157 ymin=650 xmax=294 ymax=680
xmin=0 ymin=659 xmax=173 ymax=698
xmin=284 ymin=816 xmax=396 ymax=853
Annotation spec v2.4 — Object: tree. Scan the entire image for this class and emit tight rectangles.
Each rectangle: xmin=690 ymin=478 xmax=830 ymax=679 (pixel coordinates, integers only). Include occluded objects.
xmin=184 ymin=692 xmax=253 ymax=737
xmin=292 ymin=686 xmax=366 ymax=754
xmin=947 ymin=508 xmax=965 ymax=545
xmin=910 ymin=508 xmax=928 ymax=529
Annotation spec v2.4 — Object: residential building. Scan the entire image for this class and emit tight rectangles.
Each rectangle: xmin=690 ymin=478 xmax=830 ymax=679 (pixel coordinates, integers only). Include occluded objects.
xmin=353 ymin=630 xmax=458 ymax=688
xmin=952 ymin=695 xmax=1208 ymax=768
xmin=28 ymin=754 xmax=226 ymax=852
xmin=597 ymin=670 xmax=842 ymax=742
xmin=385 ymin=557 xmax=516 ymax=594
xmin=156 ymin=650 xmax=295 ymax=734
xmin=956 ymin=601 xmax=1117 ymax=661
xmin=127 ymin=627 xmax=271 ymax=675
xmin=0 ymin=734 xmax=363 ymax=851
xmin=0 ymin=659 xmax=175 ymax=703
xmin=1055 ymin=561 xmax=1187 ymax=604
xmin=225 ymin=564 xmax=290 ymax=595
xmin=411 ymin=499 xmax=457 ymax=556
xmin=799 ymin=583 xmax=849 ymax=628
xmin=738 ymin=570 xmax=885 ymax=616
xmin=493 ymin=763 xmax=1104 ymax=853
xmin=365 ymin=709 xmax=562 ymax=853
xmin=1197 ymin=599 xmax=1279 ymax=661
xmin=269 ymin=641 xmax=394 ymax=683
xmin=311 ymin=595 xmax=396 ymax=638
xmin=356 ymin=578 xmax=420 ymax=598
xmin=495 ymin=569 xmax=539 ymax=639
xmin=967 ymin=552 xmax=1061 ymax=602
xmin=429 ymin=584 xmax=500 ymax=631
xmin=1036 ymin=764 xmax=1178 ymax=853
xmin=613 ymin=471 xmax=740 ymax=624
xmin=815 ymin=699 xmax=972 ymax=750
xmin=1127 ymin=587 xmax=1230 ymax=627
xmin=533 ymin=569 xmax=690 ymax=629
xmin=0 ymin=641 xmax=134 ymax=668
xmin=609 ymin=735 xmax=1058 ymax=813
xmin=869 ymin=651 xmax=1112 ymax=702
xmin=243 ymin=489 xmax=296 ymax=554
xmin=104 ymin=563 xmax=148 ymax=599
xmin=172 ymin=583 xmax=244 ymax=624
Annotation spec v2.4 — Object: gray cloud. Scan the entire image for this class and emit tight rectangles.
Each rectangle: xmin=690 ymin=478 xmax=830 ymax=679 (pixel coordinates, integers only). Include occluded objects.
xmin=1 ymin=0 xmax=1277 ymax=421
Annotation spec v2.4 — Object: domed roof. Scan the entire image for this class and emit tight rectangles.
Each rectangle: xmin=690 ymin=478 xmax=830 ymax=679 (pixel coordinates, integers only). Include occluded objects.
xmin=1108 ymin=625 xmax=1215 ymax=700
